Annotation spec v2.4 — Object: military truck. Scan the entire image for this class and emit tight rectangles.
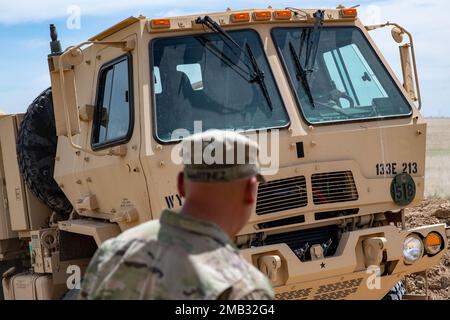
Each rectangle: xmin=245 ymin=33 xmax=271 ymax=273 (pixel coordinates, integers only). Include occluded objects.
xmin=0 ymin=5 xmax=449 ymax=300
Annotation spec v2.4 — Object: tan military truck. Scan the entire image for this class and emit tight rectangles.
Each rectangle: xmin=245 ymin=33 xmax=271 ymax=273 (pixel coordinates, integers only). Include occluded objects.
xmin=0 ymin=6 xmax=449 ymax=300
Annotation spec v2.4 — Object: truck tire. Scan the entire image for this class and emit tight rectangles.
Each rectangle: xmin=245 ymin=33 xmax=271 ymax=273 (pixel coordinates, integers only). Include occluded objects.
xmin=383 ymin=281 xmax=406 ymax=300
xmin=17 ymin=88 xmax=73 ymax=217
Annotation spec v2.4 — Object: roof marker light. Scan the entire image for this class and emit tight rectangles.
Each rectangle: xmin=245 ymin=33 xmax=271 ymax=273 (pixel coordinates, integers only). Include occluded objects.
xmin=273 ymin=10 xmax=292 ymax=20
xmin=231 ymin=12 xmax=250 ymax=23
xmin=341 ymin=8 xmax=358 ymax=18
xmin=254 ymin=11 xmax=272 ymax=21
xmin=150 ymin=19 xmax=171 ymax=29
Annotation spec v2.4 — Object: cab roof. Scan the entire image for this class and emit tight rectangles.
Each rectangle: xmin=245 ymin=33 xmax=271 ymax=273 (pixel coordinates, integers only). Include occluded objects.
xmin=88 ymin=7 xmax=357 ymax=40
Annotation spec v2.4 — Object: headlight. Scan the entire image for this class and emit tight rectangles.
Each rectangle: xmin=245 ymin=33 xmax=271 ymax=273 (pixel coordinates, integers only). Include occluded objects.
xmin=424 ymin=232 xmax=443 ymax=256
xmin=403 ymin=234 xmax=424 ymax=265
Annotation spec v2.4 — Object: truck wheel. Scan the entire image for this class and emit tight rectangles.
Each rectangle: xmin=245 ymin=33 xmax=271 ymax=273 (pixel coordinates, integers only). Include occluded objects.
xmin=383 ymin=281 xmax=406 ymax=300
xmin=17 ymin=88 xmax=73 ymax=217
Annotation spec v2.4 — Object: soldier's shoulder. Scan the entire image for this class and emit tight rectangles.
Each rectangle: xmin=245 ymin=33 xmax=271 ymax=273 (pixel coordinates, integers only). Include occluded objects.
xmin=237 ymin=259 xmax=274 ymax=297
xmin=115 ymin=219 xmax=161 ymax=242
xmin=193 ymin=246 xmax=274 ymax=299
xmin=220 ymin=255 xmax=274 ymax=300
xmin=80 ymin=220 xmax=163 ymax=300
xmin=208 ymin=256 xmax=274 ymax=299
xmin=90 ymin=219 xmax=160 ymax=262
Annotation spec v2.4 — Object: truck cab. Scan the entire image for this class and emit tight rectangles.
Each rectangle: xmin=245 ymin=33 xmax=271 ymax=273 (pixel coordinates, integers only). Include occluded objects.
xmin=1 ymin=6 xmax=448 ymax=300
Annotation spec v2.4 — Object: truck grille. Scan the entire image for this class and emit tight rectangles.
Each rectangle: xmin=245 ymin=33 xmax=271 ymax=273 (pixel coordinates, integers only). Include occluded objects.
xmin=314 ymin=209 xmax=359 ymax=221
xmin=256 ymin=215 xmax=305 ymax=230
xmin=312 ymin=171 xmax=358 ymax=205
xmin=262 ymin=225 xmax=340 ymax=262
xmin=256 ymin=176 xmax=307 ymax=215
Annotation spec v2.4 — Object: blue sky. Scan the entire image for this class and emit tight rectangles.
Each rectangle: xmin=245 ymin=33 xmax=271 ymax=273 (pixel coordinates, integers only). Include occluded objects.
xmin=0 ymin=0 xmax=449 ymax=117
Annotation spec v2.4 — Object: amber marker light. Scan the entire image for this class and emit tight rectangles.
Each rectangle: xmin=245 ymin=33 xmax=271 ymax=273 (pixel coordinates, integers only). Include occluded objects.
xmin=151 ymin=19 xmax=171 ymax=29
xmin=273 ymin=10 xmax=292 ymax=20
xmin=341 ymin=8 xmax=358 ymax=18
xmin=253 ymin=11 xmax=272 ymax=21
xmin=424 ymin=232 xmax=443 ymax=255
xmin=231 ymin=12 xmax=251 ymax=23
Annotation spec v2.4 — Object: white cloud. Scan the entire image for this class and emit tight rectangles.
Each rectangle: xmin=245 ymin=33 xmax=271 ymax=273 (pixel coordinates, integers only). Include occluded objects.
xmin=0 ymin=0 xmax=206 ymax=25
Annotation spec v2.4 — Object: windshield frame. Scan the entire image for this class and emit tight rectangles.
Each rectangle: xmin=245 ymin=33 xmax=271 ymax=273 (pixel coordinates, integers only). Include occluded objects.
xmin=271 ymin=25 xmax=413 ymax=126
xmin=148 ymin=28 xmax=291 ymax=145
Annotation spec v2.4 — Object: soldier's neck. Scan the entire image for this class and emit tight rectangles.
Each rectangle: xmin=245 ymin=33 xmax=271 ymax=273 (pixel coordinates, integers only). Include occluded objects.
xmin=180 ymin=201 xmax=238 ymax=238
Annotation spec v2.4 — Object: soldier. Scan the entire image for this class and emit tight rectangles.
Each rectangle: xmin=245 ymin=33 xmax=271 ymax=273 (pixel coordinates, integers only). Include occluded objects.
xmin=79 ymin=130 xmax=274 ymax=300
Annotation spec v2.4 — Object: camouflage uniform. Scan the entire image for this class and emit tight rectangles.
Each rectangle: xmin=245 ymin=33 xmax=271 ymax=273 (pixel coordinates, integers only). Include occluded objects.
xmin=80 ymin=209 xmax=274 ymax=300
xmin=80 ymin=130 xmax=274 ymax=300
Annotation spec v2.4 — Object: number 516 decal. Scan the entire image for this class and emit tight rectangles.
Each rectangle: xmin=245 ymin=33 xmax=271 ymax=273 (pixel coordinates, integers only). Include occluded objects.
xmin=376 ymin=162 xmax=418 ymax=176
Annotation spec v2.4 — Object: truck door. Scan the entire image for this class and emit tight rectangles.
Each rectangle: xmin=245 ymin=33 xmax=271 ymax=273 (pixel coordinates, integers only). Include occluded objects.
xmin=78 ymin=33 xmax=152 ymax=228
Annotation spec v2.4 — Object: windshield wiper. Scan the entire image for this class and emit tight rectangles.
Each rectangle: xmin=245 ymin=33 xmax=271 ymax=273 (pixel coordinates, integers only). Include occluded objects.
xmin=245 ymin=43 xmax=272 ymax=111
xmin=289 ymin=41 xmax=315 ymax=106
xmin=195 ymin=36 xmax=250 ymax=83
xmin=288 ymin=10 xmax=325 ymax=107
xmin=195 ymin=15 xmax=273 ymax=111
xmin=305 ymin=10 xmax=325 ymax=72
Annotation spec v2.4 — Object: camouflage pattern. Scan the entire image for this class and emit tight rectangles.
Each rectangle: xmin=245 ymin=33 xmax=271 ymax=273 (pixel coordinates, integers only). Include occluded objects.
xmin=79 ymin=209 xmax=274 ymax=300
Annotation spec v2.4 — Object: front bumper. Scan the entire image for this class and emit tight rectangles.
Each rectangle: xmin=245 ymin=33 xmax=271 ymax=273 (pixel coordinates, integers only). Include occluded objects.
xmin=241 ymin=223 xmax=447 ymax=300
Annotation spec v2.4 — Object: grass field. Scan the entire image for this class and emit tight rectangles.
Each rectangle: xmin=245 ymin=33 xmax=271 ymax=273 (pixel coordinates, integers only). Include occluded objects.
xmin=426 ymin=118 xmax=450 ymax=199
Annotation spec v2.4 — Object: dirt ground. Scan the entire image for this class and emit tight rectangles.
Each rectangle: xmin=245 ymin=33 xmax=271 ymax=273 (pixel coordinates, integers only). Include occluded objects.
xmin=405 ymin=199 xmax=450 ymax=300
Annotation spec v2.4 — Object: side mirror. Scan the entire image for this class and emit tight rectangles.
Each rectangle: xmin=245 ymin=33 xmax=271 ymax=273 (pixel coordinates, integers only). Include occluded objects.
xmin=392 ymin=27 xmax=417 ymax=102
xmin=48 ymin=25 xmax=82 ymax=137
xmin=45 ymin=23 xmax=137 ymax=156
xmin=391 ymin=27 xmax=405 ymax=44
xmin=366 ymin=22 xmax=422 ymax=109
xmin=399 ymin=44 xmax=416 ymax=101
xmin=49 ymin=55 xmax=82 ymax=137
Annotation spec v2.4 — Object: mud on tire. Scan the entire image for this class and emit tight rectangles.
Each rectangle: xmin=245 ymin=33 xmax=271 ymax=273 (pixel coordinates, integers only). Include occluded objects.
xmin=17 ymin=88 xmax=73 ymax=217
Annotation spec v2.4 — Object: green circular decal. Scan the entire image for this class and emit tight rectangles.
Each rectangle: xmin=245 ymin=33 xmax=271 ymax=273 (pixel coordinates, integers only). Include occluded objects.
xmin=390 ymin=173 xmax=416 ymax=206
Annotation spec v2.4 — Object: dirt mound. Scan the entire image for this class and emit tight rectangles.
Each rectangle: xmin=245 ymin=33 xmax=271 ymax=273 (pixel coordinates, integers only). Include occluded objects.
xmin=405 ymin=199 xmax=450 ymax=300
xmin=434 ymin=203 xmax=450 ymax=220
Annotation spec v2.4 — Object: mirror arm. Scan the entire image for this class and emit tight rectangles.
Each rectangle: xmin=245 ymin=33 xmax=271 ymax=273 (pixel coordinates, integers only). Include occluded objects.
xmin=365 ymin=22 xmax=422 ymax=110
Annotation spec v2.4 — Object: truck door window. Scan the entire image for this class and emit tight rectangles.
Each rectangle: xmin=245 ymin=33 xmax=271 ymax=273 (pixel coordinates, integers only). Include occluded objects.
xmin=151 ymin=29 xmax=289 ymax=142
xmin=272 ymin=27 xmax=412 ymax=124
xmin=92 ymin=55 xmax=133 ymax=149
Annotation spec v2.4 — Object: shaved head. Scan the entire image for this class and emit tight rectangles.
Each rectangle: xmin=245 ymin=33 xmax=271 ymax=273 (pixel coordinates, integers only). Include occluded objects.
xmin=178 ymin=172 xmax=258 ymax=237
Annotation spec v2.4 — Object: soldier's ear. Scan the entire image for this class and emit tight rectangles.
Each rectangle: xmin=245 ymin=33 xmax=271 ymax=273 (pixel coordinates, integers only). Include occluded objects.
xmin=244 ymin=176 xmax=257 ymax=205
xmin=177 ymin=172 xmax=186 ymax=198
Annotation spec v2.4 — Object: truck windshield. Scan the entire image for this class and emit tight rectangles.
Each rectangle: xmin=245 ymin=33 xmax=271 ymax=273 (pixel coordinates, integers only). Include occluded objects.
xmin=151 ymin=29 xmax=289 ymax=142
xmin=272 ymin=27 xmax=412 ymax=124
